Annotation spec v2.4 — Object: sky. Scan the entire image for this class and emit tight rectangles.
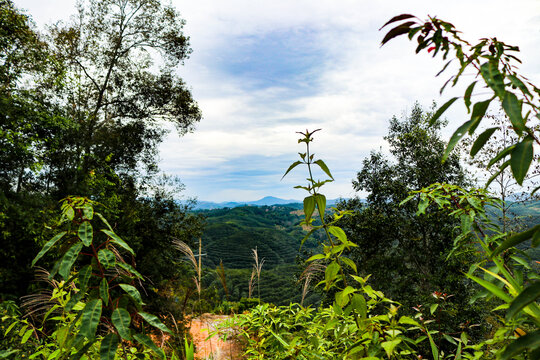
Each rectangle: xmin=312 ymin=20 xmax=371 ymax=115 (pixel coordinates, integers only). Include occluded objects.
xmin=14 ymin=0 xmax=540 ymax=202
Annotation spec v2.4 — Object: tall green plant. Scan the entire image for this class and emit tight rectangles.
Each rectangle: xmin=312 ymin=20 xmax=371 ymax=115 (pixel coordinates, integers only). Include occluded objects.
xmin=381 ymin=14 xmax=540 ymax=358
xmin=30 ymin=196 xmax=172 ymax=359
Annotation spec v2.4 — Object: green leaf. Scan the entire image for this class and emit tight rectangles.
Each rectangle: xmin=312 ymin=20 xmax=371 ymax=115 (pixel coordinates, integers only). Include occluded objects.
xmin=430 ymin=97 xmax=458 ymax=126
xmin=117 ymin=262 xmax=144 ymax=280
xmin=480 ymin=61 xmax=505 ymax=98
xmin=78 ymin=221 xmax=93 ymax=247
xmin=119 ymin=284 xmax=144 ymax=306
xmin=341 ymin=257 xmax=357 ymax=273
xmin=351 ymin=293 xmax=367 ymax=319
xmin=303 ymin=196 xmax=315 ymax=223
xmin=133 ymin=333 xmax=165 ymax=360
xmin=97 ymin=249 xmax=116 ymax=269
xmin=465 ymin=273 xmax=512 ymax=302
xmin=70 ymin=340 xmax=96 ymax=360
xmin=493 ymin=226 xmax=540 ymax=257
xmin=508 ymin=74 xmax=532 ymax=97
xmin=32 ymin=231 xmax=67 ymax=267
xmin=59 ymin=242 xmax=83 ymax=281
xmin=325 ymin=261 xmax=340 ymax=289
xmin=100 ymin=278 xmax=109 ymax=306
xmin=379 ymin=14 xmax=416 ymax=30
xmin=306 ymin=254 xmax=325 ymax=262
xmin=21 ymin=328 xmax=33 ymax=344
xmin=487 ymin=145 xmax=515 ymax=168
xmin=102 ymin=230 xmax=134 ymax=255
xmin=470 ymin=127 xmax=498 ymax=157
xmin=502 ymin=92 xmax=525 ymax=135
xmin=328 ymin=226 xmax=347 ymax=243
xmin=314 ymin=159 xmax=334 ymax=180
xmin=112 ymin=308 xmax=132 ymax=340
xmin=443 ymin=120 xmax=473 ymax=161
xmin=80 ymin=299 xmax=102 ymax=340
xmin=506 ymin=281 xmax=540 ymax=320
xmin=281 ymin=160 xmax=302 ymax=180
xmin=96 ymin=212 xmax=113 ymax=231
xmin=500 ymin=330 xmax=540 ymax=360
xmin=314 ymin=194 xmax=326 ymax=219
xmin=100 ymin=333 xmax=119 ymax=360
xmin=510 ymin=137 xmax=533 ymax=185
xmin=138 ymin=312 xmax=172 ymax=334
xmin=464 ymin=81 xmax=477 ymax=112
xmin=82 ymin=204 xmax=94 ymax=220
xmin=65 ymin=206 xmax=75 ymax=221
xmin=79 ymin=265 xmax=92 ymax=293
xmin=469 ymin=99 xmax=492 ymax=134
xmin=382 ymin=339 xmax=402 ymax=358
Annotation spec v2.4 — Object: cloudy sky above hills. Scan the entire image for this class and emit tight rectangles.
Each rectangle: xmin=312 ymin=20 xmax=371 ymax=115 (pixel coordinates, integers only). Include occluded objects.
xmin=16 ymin=0 xmax=540 ymax=202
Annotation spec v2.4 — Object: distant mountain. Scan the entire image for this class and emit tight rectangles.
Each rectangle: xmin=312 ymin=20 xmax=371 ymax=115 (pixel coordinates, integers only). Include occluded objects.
xmin=192 ymin=196 xmax=344 ymax=210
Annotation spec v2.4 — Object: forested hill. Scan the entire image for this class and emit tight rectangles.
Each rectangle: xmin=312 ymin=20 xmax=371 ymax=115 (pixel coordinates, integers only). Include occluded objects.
xmin=197 ymin=205 xmax=314 ymax=269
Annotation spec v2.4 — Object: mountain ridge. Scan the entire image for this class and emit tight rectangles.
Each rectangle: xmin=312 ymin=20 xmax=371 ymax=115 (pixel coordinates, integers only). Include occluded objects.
xmin=193 ymin=195 xmax=344 ymax=210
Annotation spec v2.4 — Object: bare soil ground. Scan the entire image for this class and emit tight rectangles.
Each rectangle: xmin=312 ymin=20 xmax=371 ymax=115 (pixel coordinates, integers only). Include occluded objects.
xmin=188 ymin=314 xmax=244 ymax=360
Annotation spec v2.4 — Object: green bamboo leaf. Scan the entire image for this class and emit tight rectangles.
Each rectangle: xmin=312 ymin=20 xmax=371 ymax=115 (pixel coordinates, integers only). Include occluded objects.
xmin=100 ymin=333 xmax=119 ymax=360
xmin=78 ymin=221 xmax=93 ymax=247
xmin=500 ymin=330 xmax=540 ymax=360
xmin=281 ymin=160 xmax=302 ymax=180
xmin=112 ymin=308 xmax=132 ymax=340
xmin=506 ymin=281 xmax=540 ymax=320
xmin=303 ymin=196 xmax=315 ymax=223
xmin=138 ymin=312 xmax=172 ymax=334
xmin=443 ymin=120 xmax=473 ymax=161
xmin=470 ymin=127 xmax=498 ymax=157
xmin=314 ymin=159 xmax=334 ymax=180
xmin=99 ymin=278 xmax=109 ymax=306
xmin=430 ymin=97 xmax=458 ymax=126
xmin=502 ymin=92 xmax=525 ymax=136
xmin=80 ymin=299 xmax=102 ymax=340
xmin=32 ymin=231 xmax=67 ymax=267
xmin=133 ymin=333 xmax=165 ymax=360
xmin=510 ymin=138 xmax=533 ymax=185
xmin=465 ymin=273 xmax=512 ymax=302
xmin=97 ymin=249 xmax=116 ymax=269
xmin=119 ymin=284 xmax=144 ymax=306
xmin=314 ymin=194 xmax=326 ymax=219
xmin=463 ymin=81 xmax=477 ymax=112
xmin=59 ymin=242 xmax=83 ymax=281
xmin=102 ymin=230 xmax=134 ymax=255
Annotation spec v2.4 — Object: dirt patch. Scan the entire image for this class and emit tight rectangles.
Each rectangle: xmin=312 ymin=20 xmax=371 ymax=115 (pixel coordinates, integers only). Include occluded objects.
xmin=188 ymin=314 xmax=244 ymax=360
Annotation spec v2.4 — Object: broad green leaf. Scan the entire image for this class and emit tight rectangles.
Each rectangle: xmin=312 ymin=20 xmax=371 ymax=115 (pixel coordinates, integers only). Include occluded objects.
xmin=306 ymin=254 xmax=325 ymax=262
xmin=65 ymin=291 xmax=84 ymax=313
xmin=100 ymin=278 xmax=109 ymax=306
xmin=0 ymin=350 xmax=20 ymax=358
xmin=426 ymin=330 xmax=439 ymax=360
xmin=70 ymin=340 xmax=96 ymax=360
xmin=502 ymin=92 xmax=525 ymax=135
xmin=59 ymin=242 xmax=83 ymax=281
xmin=487 ymin=145 xmax=515 ymax=168
xmin=463 ymin=81 xmax=477 ymax=111
xmin=96 ymin=212 xmax=113 ymax=231
xmin=112 ymin=308 xmax=132 ymax=340
xmin=500 ymin=330 xmax=540 ymax=360
xmin=82 ymin=204 xmax=94 ymax=220
xmin=341 ymin=257 xmax=357 ymax=273
xmin=97 ymin=249 xmax=116 ymax=268
xmin=506 ymin=281 xmax=540 ymax=320
xmin=21 ymin=329 xmax=33 ymax=344
xmin=480 ymin=61 xmax=505 ymax=98
xmin=102 ymin=230 xmax=134 ymax=255
xmin=351 ymin=293 xmax=367 ymax=319
xmin=80 ymin=299 xmax=102 ymax=340
xmin=335 ymin=286 xmax=356 ymax=307
xmin=31 ymin=231 xmax=67 ymax=267
xmin=314 ymin=194 xmax=326 ymax=219
xmin=533 ymin=229 xmax=540 ymax=248
xmin=79 ymin=265 xmax=92 ymax=293
xmin=119 ymin=284 xmax=144 ymax=305
xmin=65 ymin=206 xmax=75 ymax=221
xmin=281 ymin=160 xmax=302 ymax=180
xmin=78 ymin=221 xmax=93 ymax=247
xmin=398 ymin=316 xmax=420 ymax=326
xmin=325 ymin=261 xmax=340 ymax=289
xmin=430 ymin=97 xmax=458 ymax=126
xmin=470 ymin=127 xmax=498 ymax=157
xmin=314 ymin=159 xmax=334 ymax=180
xmin=510 ymin=138 xmax=533 ymax=185
xmin=382 ymin=339 xmax=402 ymax=358
xmin=328 ymin=226 xmax=347 ymax=243
xmin=443 ymin=120 xmax=473 ymax=161
xmin=100 ymin=333 xmax=119 ymax=360
xmin=303 ymin=196 xmax=315 ymax=223
xmin=469 ymin=99 xmax=492 ymax=134
xmin=138 ymin=312 xmax=172 ymax=334
xmin=133 ymin=333 xmax=165 ymax=360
